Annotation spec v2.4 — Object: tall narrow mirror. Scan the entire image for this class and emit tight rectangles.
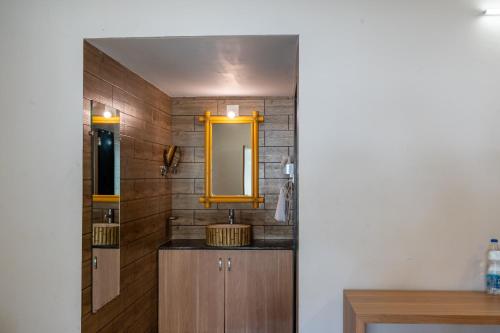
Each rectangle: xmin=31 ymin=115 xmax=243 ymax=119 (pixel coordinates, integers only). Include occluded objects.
xmin=90 ymin=101 xmax=120 ymax=313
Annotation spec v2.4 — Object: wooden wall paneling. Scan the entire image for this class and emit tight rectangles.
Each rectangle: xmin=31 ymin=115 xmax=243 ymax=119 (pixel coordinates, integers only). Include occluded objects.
xmin=82 ymin=41 xmax=171 ymax=332
xmin=82 ymin=259 xmax=91 ymax=289
xmin=98 ymin=287 xmax=157 ymax=333
xmin=82 ymin=251 xmax=157 ymax=331
xmin=170 ymin=97 xmax=296 ymax=240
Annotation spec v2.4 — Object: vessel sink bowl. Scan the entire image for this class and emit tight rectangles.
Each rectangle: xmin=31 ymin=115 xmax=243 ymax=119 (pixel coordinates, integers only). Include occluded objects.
xmin=206 ymin=224 xmax=252 ymax=247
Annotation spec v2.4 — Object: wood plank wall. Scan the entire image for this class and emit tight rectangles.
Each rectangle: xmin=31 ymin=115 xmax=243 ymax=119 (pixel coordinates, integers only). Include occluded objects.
xmin=82 ymin=41 xmax=172 ymax=333
xmin=170 ymin=97 xmax=295 ymax=240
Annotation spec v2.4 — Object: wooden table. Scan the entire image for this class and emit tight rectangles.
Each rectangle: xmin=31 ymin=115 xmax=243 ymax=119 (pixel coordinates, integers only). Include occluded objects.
xmin=344 ymin=290 xmax=500 ymax=333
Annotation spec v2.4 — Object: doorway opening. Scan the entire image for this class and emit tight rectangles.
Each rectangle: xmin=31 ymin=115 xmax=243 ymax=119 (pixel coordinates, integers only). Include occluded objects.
xmin=82 ymin=35 xmax=299 ymax=332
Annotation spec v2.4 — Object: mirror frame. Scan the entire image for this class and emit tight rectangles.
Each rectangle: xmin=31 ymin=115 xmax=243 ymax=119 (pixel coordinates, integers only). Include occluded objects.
xmin=199 ymin=111 xmax=264 ymax=208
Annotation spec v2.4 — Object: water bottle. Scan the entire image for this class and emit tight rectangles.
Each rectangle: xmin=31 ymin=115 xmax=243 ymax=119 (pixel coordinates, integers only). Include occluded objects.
xmin=486 ymin=239 xmax=500 ymax=295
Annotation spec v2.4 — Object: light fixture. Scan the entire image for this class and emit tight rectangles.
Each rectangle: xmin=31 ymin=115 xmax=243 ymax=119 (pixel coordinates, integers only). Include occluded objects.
xmin=226 ymin=105 xmax=239 ymax=119
xmin=484 ymin=8 xmax=500 ymax=16
xmin=103 ymin=110 xmax=112 ymax=118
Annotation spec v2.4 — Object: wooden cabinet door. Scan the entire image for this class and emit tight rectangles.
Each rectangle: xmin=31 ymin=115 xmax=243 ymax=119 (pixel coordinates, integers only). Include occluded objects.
xmin=159 ymin=250 xmax=225 ymax=333
xmin=92 ymin=248 xmax=120 ymax=313
xmin=224 ymin=250 xmax=294 ymax=333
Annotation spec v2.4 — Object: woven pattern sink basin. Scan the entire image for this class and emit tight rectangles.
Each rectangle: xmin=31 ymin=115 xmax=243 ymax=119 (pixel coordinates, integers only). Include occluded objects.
xmin=206 ymin=224 xmax=252 ymax=247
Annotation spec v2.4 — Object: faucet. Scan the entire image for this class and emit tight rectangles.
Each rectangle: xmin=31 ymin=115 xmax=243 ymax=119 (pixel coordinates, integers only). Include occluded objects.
xmin=228 ymin=209 xmax=235 ymax=225
xmin=104 ymin=209 xmax=113 ymax=223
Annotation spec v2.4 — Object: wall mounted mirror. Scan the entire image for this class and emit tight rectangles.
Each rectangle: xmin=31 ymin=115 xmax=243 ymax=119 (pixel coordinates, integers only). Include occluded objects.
xmin=199 ymin=111 xmax=264 ymax=208
xmin=90 ymin=101 xmax=120 ymax=313
xmin=212 ymin=123 xmax=252 ymax=195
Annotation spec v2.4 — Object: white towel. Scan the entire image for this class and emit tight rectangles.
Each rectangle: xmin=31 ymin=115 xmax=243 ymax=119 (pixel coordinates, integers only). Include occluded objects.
xmin=274 ymin=185 xmax=287 ymax=223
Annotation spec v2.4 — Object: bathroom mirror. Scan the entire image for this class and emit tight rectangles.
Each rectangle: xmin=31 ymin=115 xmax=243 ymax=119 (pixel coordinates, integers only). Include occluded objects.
xmin=212 ymin=123 xmax=252 ymax=195
xmin=199 ymin=111 xmax=264 ymax=208
xmin=90 ymin=101 xmax=120 ymax=313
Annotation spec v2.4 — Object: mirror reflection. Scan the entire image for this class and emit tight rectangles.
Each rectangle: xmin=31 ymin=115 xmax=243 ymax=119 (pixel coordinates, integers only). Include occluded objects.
xmin=91 ymin=103 xmax=120 ymax=197
xmin=212 ymin=123 xmax=252 ymax=196
xmin=90 ymin=101 xmax=121 ymax=313
xmin=91 ymin=101 xmax=120 ymax=248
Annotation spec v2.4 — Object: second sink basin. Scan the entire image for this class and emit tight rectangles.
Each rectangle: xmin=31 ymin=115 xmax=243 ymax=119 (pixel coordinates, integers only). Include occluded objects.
xmin=206 ymin=224 xmax=252 ymax=247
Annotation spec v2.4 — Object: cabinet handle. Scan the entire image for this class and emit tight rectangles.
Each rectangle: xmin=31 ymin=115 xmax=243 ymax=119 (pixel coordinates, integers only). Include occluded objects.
xmin=93 ymin=256 xmax=98 ymax=269
xmin=227 ymin=257 xmax=232 ymax=272
xmin=218 ymin=258 xmax=223 ymax=271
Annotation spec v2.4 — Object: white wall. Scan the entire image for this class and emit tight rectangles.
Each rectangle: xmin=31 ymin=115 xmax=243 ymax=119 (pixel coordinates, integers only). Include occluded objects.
xmin=1 ymin=1 xmax=500 ymax=332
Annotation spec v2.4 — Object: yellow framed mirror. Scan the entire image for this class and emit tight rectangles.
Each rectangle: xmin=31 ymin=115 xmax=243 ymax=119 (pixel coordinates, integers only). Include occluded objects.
xmin=199 ymin=111 xmax=264 ymax=208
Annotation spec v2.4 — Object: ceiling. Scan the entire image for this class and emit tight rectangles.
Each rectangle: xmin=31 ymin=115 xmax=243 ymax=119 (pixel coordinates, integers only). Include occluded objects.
xmin=88 ymin=36 xmax=298 ymax=97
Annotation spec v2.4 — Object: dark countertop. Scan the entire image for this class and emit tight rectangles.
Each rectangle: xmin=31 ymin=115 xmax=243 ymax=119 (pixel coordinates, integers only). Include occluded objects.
xmin=159 ymin=239 xmax=295 ymax=250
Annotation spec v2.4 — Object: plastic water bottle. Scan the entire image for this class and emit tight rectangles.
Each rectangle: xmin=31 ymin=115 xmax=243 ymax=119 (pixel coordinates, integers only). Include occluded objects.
xmin=486 ymin=239 xmax=500 ymax=295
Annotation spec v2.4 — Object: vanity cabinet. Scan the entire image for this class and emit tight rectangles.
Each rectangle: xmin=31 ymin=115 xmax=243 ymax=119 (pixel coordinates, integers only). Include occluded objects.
xmin=159 ymin=250 xmax=225 ymax=333
xmin=224 ymin=250 xmax=294 ymax=333
xmin=159 ymin=249 xmax=293 ymax=333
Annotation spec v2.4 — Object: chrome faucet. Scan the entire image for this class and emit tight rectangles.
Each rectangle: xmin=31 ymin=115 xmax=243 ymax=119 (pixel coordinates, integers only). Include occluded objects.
xmin=228 ymin=209 xmax=235 ymax=225
xmin=104 ymin=209 xmax=113 ymax=223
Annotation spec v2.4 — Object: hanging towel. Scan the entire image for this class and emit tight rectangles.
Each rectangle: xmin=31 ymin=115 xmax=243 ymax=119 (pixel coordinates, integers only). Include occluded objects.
xmin=274 ymin=185 xmax=287 ymax=223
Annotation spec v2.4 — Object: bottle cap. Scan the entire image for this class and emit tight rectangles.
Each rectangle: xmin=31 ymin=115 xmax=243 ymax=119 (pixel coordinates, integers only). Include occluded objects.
xmin=491 ymin=239 xmax=499 ymax=243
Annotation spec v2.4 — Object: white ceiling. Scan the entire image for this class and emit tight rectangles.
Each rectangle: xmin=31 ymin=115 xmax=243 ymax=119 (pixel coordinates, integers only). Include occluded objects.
xmin=88 ymin=36 xmax=298 ymax=97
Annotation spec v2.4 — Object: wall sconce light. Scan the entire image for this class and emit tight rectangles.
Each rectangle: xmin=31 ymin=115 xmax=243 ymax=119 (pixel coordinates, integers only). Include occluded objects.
xmin=160 ymin=145 xmax=181 ymax=176
xmin=103 ymin=110 xmax=112 ymax=118
xmin=226 ymin=105 xmax=239 ymax=119
xmin=484 ymin=9 xmax=500 ymax=16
